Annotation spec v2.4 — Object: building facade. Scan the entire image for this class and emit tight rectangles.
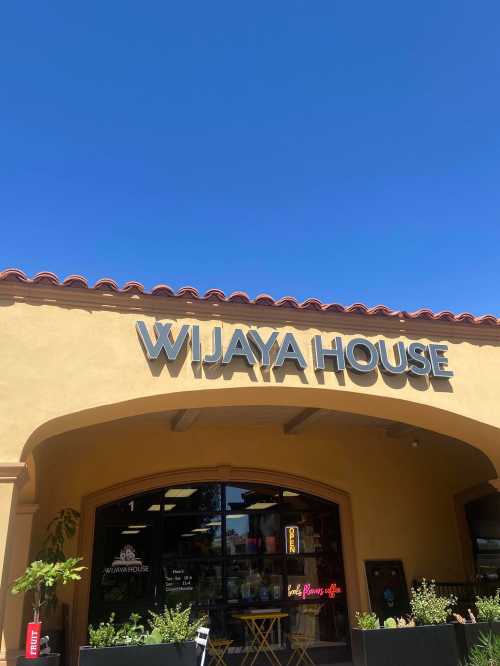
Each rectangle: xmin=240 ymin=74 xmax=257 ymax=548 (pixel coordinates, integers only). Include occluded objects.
xmin=0 ymin=268 xmax=499 ymax=665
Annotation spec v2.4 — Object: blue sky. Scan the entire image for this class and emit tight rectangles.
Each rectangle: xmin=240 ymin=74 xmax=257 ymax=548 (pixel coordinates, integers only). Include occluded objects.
xmin=1 ymin=2 xmax=499 ymax=315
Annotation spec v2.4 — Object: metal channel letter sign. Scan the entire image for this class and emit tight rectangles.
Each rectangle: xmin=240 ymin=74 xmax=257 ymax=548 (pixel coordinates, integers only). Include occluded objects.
xmin=285 ymin=525 xmax=300 ymax=554
xmin=136 ymin=321 xmax=454 ymax=379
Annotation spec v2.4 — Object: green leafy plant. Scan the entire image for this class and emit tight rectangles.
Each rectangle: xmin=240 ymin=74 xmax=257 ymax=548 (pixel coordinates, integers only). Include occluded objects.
xmin=11 ymin=558 xmax=85 ymax=622
xmin=88 ymin=614 xmax=118 ymax=648
xmin=36 ymin=507 xmax=80 ymax=613
xmin=355 ymin=611 xmax=380 ymax=630
xmin=37 ymin=508 xmax=80 ymax=563
xmin=410 ymin=579 xmax=456 ymax=625
xmin=384 ymin=617 xmax=397 ymax=629
xmin=88 ymin=613 xmax=145 ymax=648
xmin=147 ymin=604 xmax=207 ymax=644
xmin=475 ymin=589 xmax=500 ymax=623
xmin=464 ymin=631 xmax=500 ymax=666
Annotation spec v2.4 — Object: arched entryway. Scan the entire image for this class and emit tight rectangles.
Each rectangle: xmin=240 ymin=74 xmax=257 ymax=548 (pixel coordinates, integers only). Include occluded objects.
xmin=72 ymin=467 xmax=359 ymax=664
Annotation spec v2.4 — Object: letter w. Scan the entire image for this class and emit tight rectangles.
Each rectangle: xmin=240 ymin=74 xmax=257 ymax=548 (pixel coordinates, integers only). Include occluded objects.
xmin=136 ymin=321 xmax=190 ymax=360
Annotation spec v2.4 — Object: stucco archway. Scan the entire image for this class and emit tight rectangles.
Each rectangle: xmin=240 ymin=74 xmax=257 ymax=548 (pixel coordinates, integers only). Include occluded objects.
xmin=20 ymin=386 xmax=500 ymax=478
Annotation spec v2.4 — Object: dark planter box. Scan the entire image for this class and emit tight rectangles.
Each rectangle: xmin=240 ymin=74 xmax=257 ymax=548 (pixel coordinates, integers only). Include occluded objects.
xmin=454 ymin=621 xmax=500 ymax=662
xmin=17 ymin=656 xmax=60 ymax=666
xmin=351 ymin=624 xmax=458 ymax=666
xmin=79 ymin=640 xmax=197 ymax=666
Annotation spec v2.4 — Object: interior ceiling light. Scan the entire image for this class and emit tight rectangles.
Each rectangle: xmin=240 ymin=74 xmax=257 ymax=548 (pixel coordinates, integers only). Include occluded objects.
xmin=206 ymin=521 xmax=221 ymax=526
xmin=128 ymin=525 xmax=147 ymax=529
xmin=181 ymin=533 xmax=195 ymax=537
xmin=147 ymin=504 xmax=161 ymax=512
xmin=283 ymin=491 xmax=300 ymax=497
xmin=192 ymin=527 xmax=210 ymax=533
xmin=165 ymin=488 xmax=198 ymax=498
xmin=226 ymin=514 xmax=246 ymax=519
xmin=121 ymin=530 xmax=139 ymax=535
xmin=246 ymin=502 xmax=277 ymax=510
xmin=164 ymin=504 xmax=176 ymax=511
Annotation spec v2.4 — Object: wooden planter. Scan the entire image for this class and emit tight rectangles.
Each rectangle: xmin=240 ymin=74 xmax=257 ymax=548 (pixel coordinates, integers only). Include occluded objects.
xmin=454 ymin=621 xmax=500 ymax=662
xmin=79 ymin=640 xmax=197 ymax=666
xmin=351 ymin=624 xmax=458 ymax=666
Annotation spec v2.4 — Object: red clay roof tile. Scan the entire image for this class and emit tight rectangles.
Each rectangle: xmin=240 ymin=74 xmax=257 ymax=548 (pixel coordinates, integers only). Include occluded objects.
xmin=0 ymin=268 xmax=498 ymax=327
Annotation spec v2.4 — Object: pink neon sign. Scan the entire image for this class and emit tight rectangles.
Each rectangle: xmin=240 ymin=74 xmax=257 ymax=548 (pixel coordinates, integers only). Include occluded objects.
xmin=287 ymin=582 xmax=342 ymax=600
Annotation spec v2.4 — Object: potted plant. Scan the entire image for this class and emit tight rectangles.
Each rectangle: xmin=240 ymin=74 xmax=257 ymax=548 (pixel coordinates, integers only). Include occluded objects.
xmin=351 ymin=579 xmax=459 ymax=666
xmin=79 ymin=603 xmax=206 ymax=666
xmin=11 ymin=557 xmax=85 ymax=665
xmin=453 ymin=588 xmax=500 ymax=662
xmin=462 ymin=631 xmax=500 ymax=666
xmin=36 ymin=508 xmax=80 ymax=659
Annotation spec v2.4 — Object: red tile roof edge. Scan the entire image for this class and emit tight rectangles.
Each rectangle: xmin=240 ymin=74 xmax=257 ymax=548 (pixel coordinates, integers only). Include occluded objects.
xmin=1 ymin=267 xmax=499 ymax=327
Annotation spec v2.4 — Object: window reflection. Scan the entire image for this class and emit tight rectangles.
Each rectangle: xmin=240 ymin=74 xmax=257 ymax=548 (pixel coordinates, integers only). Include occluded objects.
xmin=227 ymin=558 xmax=283 ymax=604
xmin=163 ymin=485 xmax=221 ymax=513
xmin=226 ymin=513 xmax=280 ymax=554
xmin=164 ymin=515 xmax=222 ymax=556
xmin=226 ymin=485 xmax=279 ymax=511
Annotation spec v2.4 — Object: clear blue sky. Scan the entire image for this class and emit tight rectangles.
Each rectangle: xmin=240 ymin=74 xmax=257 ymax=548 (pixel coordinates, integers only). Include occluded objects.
xmin=1 ymin=2 xmax=499 ymax=315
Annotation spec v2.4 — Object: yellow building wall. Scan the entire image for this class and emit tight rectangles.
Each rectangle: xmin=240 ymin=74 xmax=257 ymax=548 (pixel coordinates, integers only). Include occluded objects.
xmin=0 ymin=288 xmax=498 ymax=476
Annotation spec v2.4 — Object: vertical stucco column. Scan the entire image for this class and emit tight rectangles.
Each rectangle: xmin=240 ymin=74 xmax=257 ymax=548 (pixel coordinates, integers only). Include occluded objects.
xmin=0 ymin=464 xmax=28 ymax=666
xmin=0 ymin=503 xmax=38 ymax=666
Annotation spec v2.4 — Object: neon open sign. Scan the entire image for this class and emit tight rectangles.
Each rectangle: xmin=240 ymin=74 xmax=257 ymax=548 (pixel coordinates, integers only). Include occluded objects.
xmin=285 ymin=526 xmax=300 ymax=554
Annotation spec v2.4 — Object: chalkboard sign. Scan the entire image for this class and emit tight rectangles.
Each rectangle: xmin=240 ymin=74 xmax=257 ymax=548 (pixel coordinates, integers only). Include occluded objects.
xmin=365 ymin=560 xmax=410 ymax=621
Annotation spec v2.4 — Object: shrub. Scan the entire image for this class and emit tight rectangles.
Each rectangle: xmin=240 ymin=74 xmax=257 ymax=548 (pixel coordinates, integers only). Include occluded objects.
xmin=355 ymin=611 xmax=380 ymax=630
xmin=465 ymin=631 xmax=500 ymax=666
xmin=410 ymin=579 xmax=456 ymax=625
xmin=146 ymin=604 xmax=207 ymax=644
xmin=475 ymin=589 xmax=500 ymax=623
xmin=88 ymin=614 xmax=118 ymax=648
xmin=384 ymin=617 xmax=397 ymax=629
xmin=88 ymin=613 xmax=145 ymax=648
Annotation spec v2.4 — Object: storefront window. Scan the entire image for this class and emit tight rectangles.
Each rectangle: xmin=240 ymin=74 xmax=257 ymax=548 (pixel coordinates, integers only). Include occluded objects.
xmin=226 ymin=513 xmax=280 ymax=555
xmin=90 ymin=482 xmax=348 ymax=657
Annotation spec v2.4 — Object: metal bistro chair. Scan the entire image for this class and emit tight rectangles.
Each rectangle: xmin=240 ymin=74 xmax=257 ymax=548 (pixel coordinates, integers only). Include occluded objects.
xmin=286 ymin=633 xmax=315 ymax=666
xmin=196 ymin=626 xmax=211 ymax=666
xmin=208 ymin=638 xmax=234 ymax=666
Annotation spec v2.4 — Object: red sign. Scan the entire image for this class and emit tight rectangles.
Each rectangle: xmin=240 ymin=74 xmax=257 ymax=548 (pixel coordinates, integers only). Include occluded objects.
xmin=25 ymin=622 xmax=41 ymax=659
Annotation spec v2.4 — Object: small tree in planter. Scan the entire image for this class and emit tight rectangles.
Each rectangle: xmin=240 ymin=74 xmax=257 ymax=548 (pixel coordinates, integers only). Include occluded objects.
xmin=351 ymin=579 xmax=459 ymax=666
xmin=11 ymin=558 xmax=85 ymax=666
xmin=34 ymin=509 xmax=80 ymax=659
xmin=80 ymin=604 xmax=207 ymax=666
xmin=454 ymin=589 xmax=500 ymax=662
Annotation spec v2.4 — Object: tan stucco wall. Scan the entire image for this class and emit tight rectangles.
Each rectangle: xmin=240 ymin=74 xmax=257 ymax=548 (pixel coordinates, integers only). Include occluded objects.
xmin=0 ymin=285 xmax=499 ymax=476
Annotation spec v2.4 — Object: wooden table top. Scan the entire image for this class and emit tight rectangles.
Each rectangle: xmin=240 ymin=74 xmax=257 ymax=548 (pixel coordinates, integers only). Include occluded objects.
xmin=232 ymin=612 xmax=289 ymax=620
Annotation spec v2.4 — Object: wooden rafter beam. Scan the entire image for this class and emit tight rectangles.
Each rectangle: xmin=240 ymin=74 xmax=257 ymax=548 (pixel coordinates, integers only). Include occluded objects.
xmin=284 ymin=408 xmax=322 ymax=435
xmin=171 ymin=409 xmax=201 ymax=432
